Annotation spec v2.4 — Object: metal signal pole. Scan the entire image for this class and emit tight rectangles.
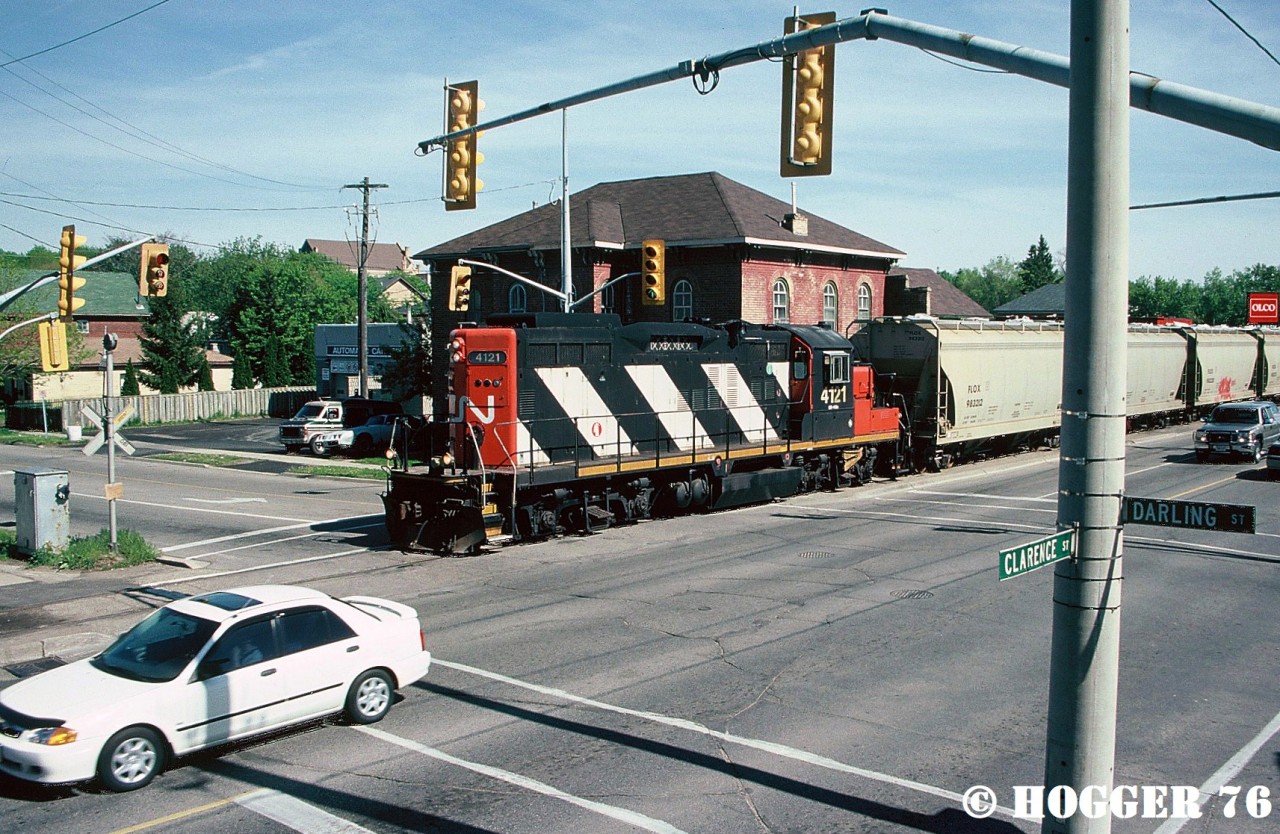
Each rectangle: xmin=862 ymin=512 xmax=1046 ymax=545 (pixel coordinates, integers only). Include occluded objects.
xmin=1043 ymin=2 xmax=1129 ymax=832
xmin=342 ymin=177 xmax=387 ymax=398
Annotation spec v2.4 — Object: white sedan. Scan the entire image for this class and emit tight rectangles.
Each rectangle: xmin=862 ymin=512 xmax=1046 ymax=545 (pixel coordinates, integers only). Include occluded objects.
xmin=0 ymin=585 xmax=431 ymax=791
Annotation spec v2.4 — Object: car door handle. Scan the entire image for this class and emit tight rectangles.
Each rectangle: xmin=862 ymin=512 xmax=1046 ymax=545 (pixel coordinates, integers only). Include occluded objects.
xmin=260 ymin=668 xmax=277 ymax=676
xmin=346 ymin=645 xmax=360 ymax=653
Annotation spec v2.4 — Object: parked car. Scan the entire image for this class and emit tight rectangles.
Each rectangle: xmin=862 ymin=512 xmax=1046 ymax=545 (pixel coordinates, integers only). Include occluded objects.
xmin=1193 ymin=401 xmax=1280 ymax=462
xmin=0 ymin=585 xmax=430 ymax=791
xmin=278 ymin=398 xmax=403 ymax=453
xmin=310 ymin=414 xmax=423 ymax=457
xmin=1267 ymin=442 xmax=1280 ymax=479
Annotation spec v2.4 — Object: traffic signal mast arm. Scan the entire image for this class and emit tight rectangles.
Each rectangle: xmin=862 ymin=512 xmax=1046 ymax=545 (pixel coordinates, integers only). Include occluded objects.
xmin=415 ymin=9 xmax=1279 ymax=155
xmin=0 ymin=236 xmax=163 ymax=312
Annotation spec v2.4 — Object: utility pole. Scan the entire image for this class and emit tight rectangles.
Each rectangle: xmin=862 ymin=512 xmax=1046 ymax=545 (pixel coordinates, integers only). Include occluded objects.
xmin=1043 ymin=1 xmax=1129 ymax=832
xmin=342 ymin=177 xmax=388 ymax=398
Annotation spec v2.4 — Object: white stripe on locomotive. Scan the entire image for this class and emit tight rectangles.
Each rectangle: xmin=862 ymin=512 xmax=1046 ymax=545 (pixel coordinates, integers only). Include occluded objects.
xmin=534 ymin=366 xmax=637 ymax=458
xmin=625 ymin=365 xmax=714 ymax=451
xmin=702 ymin=362 xmax=778 ymax=443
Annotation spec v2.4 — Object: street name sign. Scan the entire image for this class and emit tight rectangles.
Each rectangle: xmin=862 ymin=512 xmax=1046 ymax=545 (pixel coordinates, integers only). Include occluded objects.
xmin=999 ymin=528 xmax=1076 ymax=581
xmin=1123 ymin=495 xmax=1255 ymax=534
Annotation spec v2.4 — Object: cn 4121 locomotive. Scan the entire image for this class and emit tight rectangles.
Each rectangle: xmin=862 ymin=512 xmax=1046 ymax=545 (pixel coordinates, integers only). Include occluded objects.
xmin=383 ymin=313 xmax=901 ymax=552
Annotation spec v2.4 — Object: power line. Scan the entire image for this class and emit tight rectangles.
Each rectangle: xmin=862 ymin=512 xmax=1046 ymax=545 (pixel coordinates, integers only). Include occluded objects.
xmin=0 ymin=191 xmax=353 ymax=212
xmin=1205 ymin=0 xmax=1280 ymax=68
xmin=0 ymin=1 xmax=174 ymax=69
xmin=0 ymin=53 xmax=328 ymax=191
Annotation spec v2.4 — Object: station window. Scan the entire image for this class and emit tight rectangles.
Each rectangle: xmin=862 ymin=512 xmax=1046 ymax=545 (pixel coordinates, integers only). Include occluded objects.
xmin=823 ymin=282 xmax=839 ymax=325
xmin=673 ymin=279 xmax=693 ymax=321
xmin=857 ymin=283 xmax=872 ymax=321
xmin=772 ymin=279 xmax=790 ymax=323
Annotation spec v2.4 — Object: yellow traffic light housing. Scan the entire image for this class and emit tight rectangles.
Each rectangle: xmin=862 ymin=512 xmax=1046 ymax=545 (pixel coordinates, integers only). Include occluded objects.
xmin=780 ymin=12 xmax=835 ymax=177
xmin=449 ymin=265 xmax=473 ymax=312
xmin=641 ymin=240 xmax=665 ymax=306
xmin=139 ymin=242 xmax=171 ymax=297
xmin=443 ymin=80 xmax=485 ymax=211
xmin=57 ymin=224 xmax=87 ymax=319
xmin=38 ymin=319 xmax=70 ymax=372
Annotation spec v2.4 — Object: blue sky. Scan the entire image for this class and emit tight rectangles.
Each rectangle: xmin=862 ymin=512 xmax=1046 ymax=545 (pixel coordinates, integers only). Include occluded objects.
xmin=0 ymin=1 xmax=1275 ymax=282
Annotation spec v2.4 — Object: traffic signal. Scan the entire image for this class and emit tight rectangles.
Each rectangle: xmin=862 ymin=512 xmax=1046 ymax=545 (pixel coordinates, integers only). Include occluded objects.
xmin=641 ymin=240 xmax=665 ymax=306
xmin=138 ymin=242 xmax=171 ymax=297
xmin=443 ymin=80 xmax=485 ymax=211
xmin=780 ymin=12 xmax=835 ymax=177
xmin=449 ymin=265 xmax=473 ymax=312
xmin=38 ymin=319 xmax=69 ymax=372
xmin=57 ymin=224 xmax=87 ymax=319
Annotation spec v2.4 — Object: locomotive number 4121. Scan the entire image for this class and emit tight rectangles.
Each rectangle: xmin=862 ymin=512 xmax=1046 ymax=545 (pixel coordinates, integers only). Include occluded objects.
xmin=820 ymin=385 xmax=848 ymax=406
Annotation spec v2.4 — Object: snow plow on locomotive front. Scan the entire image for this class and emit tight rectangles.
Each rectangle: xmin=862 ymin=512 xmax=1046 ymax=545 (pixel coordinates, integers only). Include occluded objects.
xmin=382 ymin=313 xmax=901 ymax=554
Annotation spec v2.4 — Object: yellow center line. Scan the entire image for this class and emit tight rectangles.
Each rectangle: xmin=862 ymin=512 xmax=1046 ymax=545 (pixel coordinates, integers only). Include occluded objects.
xmin=107 ymin=790 xmax=258 ymax=834
xmin=1168 ymin=475 xmax=1239 ymax=500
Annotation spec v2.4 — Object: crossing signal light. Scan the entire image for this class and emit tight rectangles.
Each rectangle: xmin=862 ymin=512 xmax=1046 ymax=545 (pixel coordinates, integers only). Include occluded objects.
xmin=139 ymin=242 xmax=170 ymax=297
xmin=449 ymin=265 xmax=473 ymax=311
xmin=57 ymin=224 xmax=87 ymax=319
xmin=641 ymin=239 xmax=665 ymax=306
xmin=780 ymin=12 xmax=835 ymax=177
xmin=38 ymin=320 xmax=70 ymax=372
xmin=443 ymin=80 xmax=484 ymax=211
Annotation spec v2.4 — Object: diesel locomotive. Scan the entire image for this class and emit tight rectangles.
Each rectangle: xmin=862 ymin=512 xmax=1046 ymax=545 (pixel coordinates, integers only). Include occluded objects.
xmin=382 ymin=313 xmax=901 ymax=552
xmin=382 ymin=313 xmax=1280 ymax=553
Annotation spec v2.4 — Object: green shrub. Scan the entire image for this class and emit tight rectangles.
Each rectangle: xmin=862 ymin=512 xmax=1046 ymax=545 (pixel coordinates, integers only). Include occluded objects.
xmin=16 ymin=529 xmax=160 ymax=571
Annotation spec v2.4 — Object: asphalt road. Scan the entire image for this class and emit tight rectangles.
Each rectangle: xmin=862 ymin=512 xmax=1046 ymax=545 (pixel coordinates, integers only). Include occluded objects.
xmin=0 ymin=421 xmax=1277 ymax=833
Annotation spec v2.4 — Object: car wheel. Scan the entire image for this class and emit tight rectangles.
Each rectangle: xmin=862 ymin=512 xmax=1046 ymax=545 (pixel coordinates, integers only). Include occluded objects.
xmin=310 ymin=436 xmax=328 ymax=456
xmin=1195 ymin=450 xmax=1207 ymax=462
xmin=97 ymin=726 xmax=165 ymax=792
xmin=345 ymin=669 xmax=394 ymax=724
xmin=1252 ymin=441 xmax=1264 ymax=463
xmin=352 ymin=433 xmax=374 ymax=457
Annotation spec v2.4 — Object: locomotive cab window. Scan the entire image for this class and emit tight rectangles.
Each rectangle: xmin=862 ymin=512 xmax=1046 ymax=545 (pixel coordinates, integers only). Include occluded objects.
xmin=823 ymin=352 xmax=850 ymax=385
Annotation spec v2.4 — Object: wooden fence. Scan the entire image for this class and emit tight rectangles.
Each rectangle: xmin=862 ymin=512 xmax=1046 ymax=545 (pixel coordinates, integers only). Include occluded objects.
xmin=49 ymin=386 xmax=315 ymax=428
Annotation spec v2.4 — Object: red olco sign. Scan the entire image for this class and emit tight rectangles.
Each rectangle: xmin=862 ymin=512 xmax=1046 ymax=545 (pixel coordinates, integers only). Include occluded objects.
xmin=1248 ymin=292 xmax=1280 ymax=324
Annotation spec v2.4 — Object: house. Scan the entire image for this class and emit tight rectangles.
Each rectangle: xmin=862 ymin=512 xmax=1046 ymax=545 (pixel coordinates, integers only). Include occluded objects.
xmin=1 ymin=269 xmax=233 ymax=402
xmin=994 ymin=283 xmax=1067 ymax=319
xmin=885 ymin=267 xmax=992 ymax=318
xmin=415 ymin=171 xmax=921 ymax=409
xmin=300 ymin=239 xmax=425 ymax=312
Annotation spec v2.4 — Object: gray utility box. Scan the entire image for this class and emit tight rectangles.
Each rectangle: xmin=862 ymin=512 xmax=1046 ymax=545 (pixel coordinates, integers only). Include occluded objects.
xmin=14 ymin=468 xmax=70 ymax=555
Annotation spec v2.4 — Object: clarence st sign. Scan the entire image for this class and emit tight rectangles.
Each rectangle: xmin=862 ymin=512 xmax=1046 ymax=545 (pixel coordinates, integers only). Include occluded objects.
xmin=999 ymin=528 xmax=1076 ymax=581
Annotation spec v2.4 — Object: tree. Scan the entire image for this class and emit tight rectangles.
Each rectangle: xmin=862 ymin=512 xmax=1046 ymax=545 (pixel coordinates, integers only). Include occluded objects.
xmin=1017 ymin=235 xmax=1060 ymax=293
xmin=261 ymin=334 xmax=291 ymax=387
xmin=231 ymin=350 xmax=254 ymax=389
xmin=120 ymin=361 xmax=141 ymax=396
xmin=380 ymin=318 xmax=432 ymax=403
xmin=941 ymin=256 xmax=1024 ymax=312
xmin=197 ymin=356 xmax=215 ymax=391
xmin=138 ymin=294 xmax=205 ymax=394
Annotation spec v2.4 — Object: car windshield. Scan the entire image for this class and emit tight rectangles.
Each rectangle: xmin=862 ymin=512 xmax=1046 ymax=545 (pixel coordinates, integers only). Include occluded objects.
xmin=293 ymin=405 xmax=325 ymax=419
xmin=1211 ymin=408 xmax=1258 ymax=424
xmin=92 ymin=608 xmax=219 ymax=682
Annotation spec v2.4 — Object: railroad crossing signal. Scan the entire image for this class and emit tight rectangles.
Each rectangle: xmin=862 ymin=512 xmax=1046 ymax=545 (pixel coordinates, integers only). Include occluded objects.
xmin=449 ymin=265 xmax=473 ymax=311
xmin=780 ymin=12 xmax=836 ymax=177
xmin=57 ymin=224 xmax=87 ymax=319
xmin=37 ymin=319 xmax=69 ymax=372
xmin=138 ymin=242 xmax=170 ymax=297
xmin=444 ymin=80 xmax=484 ymax=211
xmin=81 ymin=404 xmax=135 ymax=457
xmin=641 ymin=240 xmax=665 ymax=306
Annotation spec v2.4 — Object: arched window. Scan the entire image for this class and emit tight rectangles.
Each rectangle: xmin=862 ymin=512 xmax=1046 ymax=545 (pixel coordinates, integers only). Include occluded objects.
xmin=857 ymin=283 xmax=872 ymax=321
xmin=601 ymin=282 xmax=616 ymax=314
xmin=772 ymin=279 xmax=791 ymax=323
xmin=822 ymin=282 xmax=839 ymax=325
xmin=508 ymin=284 xmax=527 ymax=313
xmin=673 ymin=279 xmax=693 ymax=321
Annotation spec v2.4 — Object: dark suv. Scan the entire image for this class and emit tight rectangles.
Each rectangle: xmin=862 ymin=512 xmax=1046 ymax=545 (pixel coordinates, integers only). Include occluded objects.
xmin=1193 ymin=401 xmax=1280 ymax=462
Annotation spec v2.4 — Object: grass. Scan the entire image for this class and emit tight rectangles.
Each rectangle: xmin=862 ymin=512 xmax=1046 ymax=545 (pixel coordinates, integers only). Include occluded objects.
xmin=150 ymin=451 xmax=252 ymax=466
xmin=0 ymin=528 xmax=161 ymax=571
xmin=287 ymin=464 xmax=387 ymax=481
xmin=0 ymin=428 xmax=80 ymax=447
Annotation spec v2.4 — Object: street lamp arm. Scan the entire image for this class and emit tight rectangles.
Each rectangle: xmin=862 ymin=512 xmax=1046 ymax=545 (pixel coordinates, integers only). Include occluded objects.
xmin=457 ymin=258 xmax=570 ymax=304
